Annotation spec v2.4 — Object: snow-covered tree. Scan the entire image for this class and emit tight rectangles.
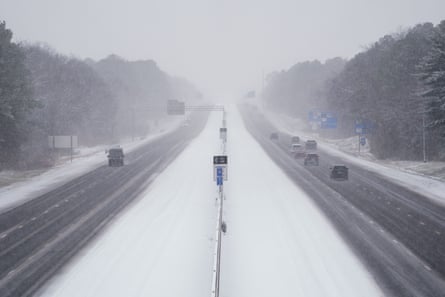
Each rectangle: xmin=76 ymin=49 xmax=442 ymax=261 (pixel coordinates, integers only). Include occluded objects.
xmin=0 ymin=21 xmax=34 ymax=168
xmin=419 ymin=20 xmax=445 ymax=131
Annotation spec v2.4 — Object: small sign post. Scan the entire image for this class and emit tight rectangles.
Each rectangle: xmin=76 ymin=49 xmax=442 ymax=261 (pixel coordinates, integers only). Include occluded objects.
xmin=48 ymin=135 xmax=78 ymax=163
xmin=355 ymin=119 xmax=375 ymax=154
xmin=213 ymin=155 xmax=228 ymax=185
xmin=220 ymin=128 xmax=227 ymax=141
xmin=216 ymin=167 xmax=223 ymax=186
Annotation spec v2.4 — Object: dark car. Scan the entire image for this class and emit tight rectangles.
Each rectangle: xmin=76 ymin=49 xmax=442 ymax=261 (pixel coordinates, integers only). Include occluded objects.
xmin=270 ymin=132 xmax=279 ymax=141
xmin=330 ymin=165 xmax=348 ymax=180
xmin=107 ymin=147 xmax=124 ymax=167
xmin=304 ymin=153 xmax=319 ymax=166
xmin=305 ymin=140 xmax=317 ymax=150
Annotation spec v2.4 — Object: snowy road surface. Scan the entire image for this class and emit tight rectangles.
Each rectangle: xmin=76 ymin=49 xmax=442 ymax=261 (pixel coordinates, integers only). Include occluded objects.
xmin=221 ymin=107 xmax=381 ymax=297
xmin=240 ymin=104 xmax=445 ymax=296
xmin=265 ymin=110 xmax=445 ymax=206
xmin=0 ymin=116 xmax=184 ymax=212
xmin=37 ymin=107 xmax=381 ymax=296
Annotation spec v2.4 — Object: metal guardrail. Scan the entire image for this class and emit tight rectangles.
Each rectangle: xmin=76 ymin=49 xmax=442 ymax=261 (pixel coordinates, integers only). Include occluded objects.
xmin=211 ymin=188 xmax=223 ymax=297
xmin=211 ymin=110 xmax=226 ymax=297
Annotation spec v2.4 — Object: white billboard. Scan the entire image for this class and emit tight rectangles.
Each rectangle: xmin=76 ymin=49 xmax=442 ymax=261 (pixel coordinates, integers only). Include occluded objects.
xmin=48 ymin=136 xmax=78 ymax=149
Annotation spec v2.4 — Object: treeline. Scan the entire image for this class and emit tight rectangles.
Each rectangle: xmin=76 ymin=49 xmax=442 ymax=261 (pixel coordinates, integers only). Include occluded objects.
xmin=263 ymin=21 xmax=445 ymax=160
xmin=0 ymin=21 xmax=201 ymax=169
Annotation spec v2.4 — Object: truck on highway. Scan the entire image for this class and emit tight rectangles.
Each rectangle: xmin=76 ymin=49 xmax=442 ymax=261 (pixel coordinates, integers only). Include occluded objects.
xmin=107 ymin=147 xmax=124 ymax=167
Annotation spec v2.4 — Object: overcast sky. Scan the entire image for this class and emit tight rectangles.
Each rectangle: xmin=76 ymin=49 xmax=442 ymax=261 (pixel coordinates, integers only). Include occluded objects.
xmin=1 ymin=0 xmax=444 ymax=99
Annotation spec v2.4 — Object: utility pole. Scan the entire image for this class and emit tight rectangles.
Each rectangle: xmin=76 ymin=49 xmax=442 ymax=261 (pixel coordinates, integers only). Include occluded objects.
xmin=422 ymin=113 xmax=427 ymax=163
xmin=131 ymin=106 xmax=135 ymax=142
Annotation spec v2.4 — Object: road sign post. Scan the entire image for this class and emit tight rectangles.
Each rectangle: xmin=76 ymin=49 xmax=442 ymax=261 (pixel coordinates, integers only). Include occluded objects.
xmin=355 ymin=119 xmax=375 ymax=154
xmin=220 ymin=128 xmax=227 ymax=142
xmin=213 ymin=155 xmax=228 ymax=184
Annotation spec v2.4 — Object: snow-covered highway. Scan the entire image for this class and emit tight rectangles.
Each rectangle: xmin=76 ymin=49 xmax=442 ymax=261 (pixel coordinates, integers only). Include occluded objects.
xmin=36 ymin=106 xmax=382 ymax=297
xmin=3 ymin=104 xmax=445 ymax=297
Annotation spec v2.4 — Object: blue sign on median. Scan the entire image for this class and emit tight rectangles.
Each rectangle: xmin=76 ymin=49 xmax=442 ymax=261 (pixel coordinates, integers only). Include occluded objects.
xmin=216 ymin=167 xmax=223 ymax=185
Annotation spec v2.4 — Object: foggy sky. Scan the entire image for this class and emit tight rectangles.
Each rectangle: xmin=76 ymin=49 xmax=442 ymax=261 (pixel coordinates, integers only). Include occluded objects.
xmin=1 ymin=0 xmax=444 ymax=99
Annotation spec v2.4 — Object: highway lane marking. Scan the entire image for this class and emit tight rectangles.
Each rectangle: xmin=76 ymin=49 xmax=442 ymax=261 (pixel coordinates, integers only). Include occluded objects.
xmin=1 ymin=233 xmax=7 ymax=238
xmin=435 ymin=230 xmax=441 ymax=235
xmin=31 ymin=217 xmax=37 ymax=221
xmin=369 ymin=220 xmax=374 ymax=225
xmin=392 ymin=239 xmax=399 ymax=244
xmin=407 ymin=213 xmax=412 ymax=218
xmin=424 ymin=265 xmax=432 ymax=272
xmin=18 ymin=225 xmax=23 ymax=229
xmin=419 ymin=221 xmax=425 ymax=226
xmin=396 ymin=207 xmax=401 ymax=211
xmin=54 ymin=204 xmax=59 ymax=208
xmin=380 ymin=228 xmax=385 ymax=233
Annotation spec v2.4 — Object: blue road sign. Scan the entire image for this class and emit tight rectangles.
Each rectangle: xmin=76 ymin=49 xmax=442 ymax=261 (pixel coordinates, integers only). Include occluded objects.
xmin=320 ymin=112 xmax=337 ymax=129
xmin=217 ymin=176 xmax=223 ymax=186
xmin=360 ymin=136 xmax=366 ymax=146
xmin=217 ymin=167 xmax=223 ymax=177
xmin=321 ymin=117 xmax=337 ymax=129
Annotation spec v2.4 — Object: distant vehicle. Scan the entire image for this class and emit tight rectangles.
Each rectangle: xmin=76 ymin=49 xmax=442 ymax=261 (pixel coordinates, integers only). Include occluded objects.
xmin=291 ymin=136 xmax=300 ymax=144
xmin=330 ymin=165 xmax=348 ymax=180
xmin=305 ymin=140 xmax=317 ymax=150
xmin=221 ymin=221 xmax=227 ymax=233
xmin=304 ymin=153 xmax=319 ymax=166
xmin=270 ymin=132 xmax=279 ymax=141
xmin=290 ymin=143 xmax=301 ymax=153
xmin=290 ymin=143 xmax=306 ymax=158
xmin=107 ymin=147 xmax=124 ymax=167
